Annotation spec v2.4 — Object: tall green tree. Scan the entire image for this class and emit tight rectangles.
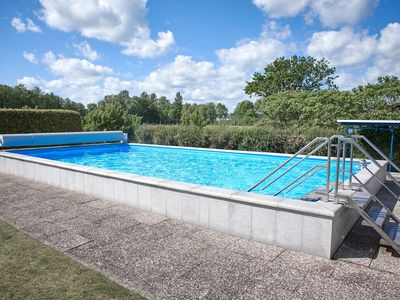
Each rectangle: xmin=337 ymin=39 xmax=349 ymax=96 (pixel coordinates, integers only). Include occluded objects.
xmin=215 ymin=103 xmax=228 ymax=119
xmin=168 ymin=92 xmax=183 ymax=123
xmin=244 ymin=55 xmax=338 ymax=98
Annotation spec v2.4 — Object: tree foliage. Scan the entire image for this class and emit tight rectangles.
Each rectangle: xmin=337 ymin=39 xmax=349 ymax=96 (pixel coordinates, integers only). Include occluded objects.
xmin=244 ymin=56 xmax=338 ymax=98
xmin=0 ymin=84 xmax=86 ymax=116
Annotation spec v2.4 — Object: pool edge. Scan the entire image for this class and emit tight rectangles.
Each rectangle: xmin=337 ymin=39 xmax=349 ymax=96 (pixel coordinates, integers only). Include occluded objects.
xmin=0 ymin=150 xmax=386 ymax=259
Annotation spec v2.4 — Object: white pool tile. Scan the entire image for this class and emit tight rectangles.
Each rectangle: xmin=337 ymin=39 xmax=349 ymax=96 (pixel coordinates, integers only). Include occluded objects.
xmin=103 ymin=177 xmax=114 ymax=201
xmin=151 ymin=188 xmax=167 ymax=215
xmin=92 ymin=175 xmax=105 ymax=198
xmin=125 ymin=182 xmax=138 ymax=206
xmin=275 ymin=210 xmax=303 ymax=251
xmin=251 ymin=206 xmax=276 ymax=243
xmin=302 ymin=215 xmax=332 ymax=257
xmin=137 ymin=185 xmax=152 ymax=210
xmin=182 ymin=193 xmax=200 ymax=225
xmin=84 ymin=173 xmax=94 ymax=195
xmin=229 ymin=202 xmax=252 ymax=239
xmin=166 ymin=191 xmax=183 ymax=220
xmin=113 ymin=180 xmax=126 ymax=203
xmin=209 ymin=199 xmax=229 ymax=233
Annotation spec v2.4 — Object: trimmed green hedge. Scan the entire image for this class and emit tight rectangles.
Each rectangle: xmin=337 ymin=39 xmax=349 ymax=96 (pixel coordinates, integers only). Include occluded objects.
xmin=0 ymin=109 xmax=82 ymax=134
xmin=134 ymin=125 xmax=338 ymax=154
xmin=134 ymin=124 xmax=400 ymax=163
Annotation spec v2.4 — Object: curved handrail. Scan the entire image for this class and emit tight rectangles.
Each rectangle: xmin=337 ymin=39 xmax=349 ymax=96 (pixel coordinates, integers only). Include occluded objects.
xmin=247 ymin=137 xmax=328 ymax=192
xmin=274 ymin=165 xmax=326 ymax=196
xmin=261 ymin=139 xmax=330 ymax=191
xmin=352 ymin=135 xmax=400 ymax=173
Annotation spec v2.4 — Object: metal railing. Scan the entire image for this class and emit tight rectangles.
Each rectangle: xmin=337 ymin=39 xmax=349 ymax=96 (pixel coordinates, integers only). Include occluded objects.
xmin=247 ymin=134 xmax=400 ymax=202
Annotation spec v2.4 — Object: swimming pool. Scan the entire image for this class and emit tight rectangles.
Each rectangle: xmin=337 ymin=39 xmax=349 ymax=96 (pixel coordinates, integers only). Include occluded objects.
xmin=10 ymin=143 xmax=360 ymax=199
xmin=1 ymin=140 xmax=386 ymax=258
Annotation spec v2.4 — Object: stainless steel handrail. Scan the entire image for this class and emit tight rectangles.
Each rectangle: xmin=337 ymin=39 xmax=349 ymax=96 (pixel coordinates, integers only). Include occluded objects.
xmin=261 ymin=138 xmax=330 ymax=191
xmin=352 ymin=135 xmax=400 ymax=173
xmin=277 ymin=165 xmax=326 ymax=196
xmin=247 ymin=137 xmax=328 ymax=192
xmin=339 ymin=137 xmax=400 ymax=191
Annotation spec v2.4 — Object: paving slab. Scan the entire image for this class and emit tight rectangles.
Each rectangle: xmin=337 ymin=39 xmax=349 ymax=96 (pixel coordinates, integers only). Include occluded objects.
xmin=23 ymin=221 xmax=67 ymax=239
xmin=2 ymin=172 xmax=400 ymax=299
xmin=44 ymin=230 xmax=91 ymax=252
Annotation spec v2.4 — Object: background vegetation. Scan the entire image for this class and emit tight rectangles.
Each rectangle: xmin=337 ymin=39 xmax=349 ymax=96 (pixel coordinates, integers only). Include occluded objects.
xmin=1 ymin=55 xmax=400 ymax=160
xmin=0 ymin=109 xmax=82 ymax=134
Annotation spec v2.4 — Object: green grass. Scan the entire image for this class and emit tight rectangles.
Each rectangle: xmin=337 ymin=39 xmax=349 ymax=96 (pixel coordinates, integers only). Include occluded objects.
xmin=0 ymin=220 xmax=145 ymax=299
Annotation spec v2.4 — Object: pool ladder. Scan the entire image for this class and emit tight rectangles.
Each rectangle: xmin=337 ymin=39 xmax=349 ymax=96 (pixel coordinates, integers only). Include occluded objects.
xmin=248 ymin=135 xmax=400 ymax=255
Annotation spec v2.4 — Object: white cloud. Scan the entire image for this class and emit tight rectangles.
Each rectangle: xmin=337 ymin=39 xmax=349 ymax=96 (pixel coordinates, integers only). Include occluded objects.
xmin=26 ymin=19 xmax=42 ymax=33
xmin=366 ymin=23 xmax=400 ymax=81
xmin=253 ymin=0 xmax=378 ymax=28
xmin=11 ymin=17 xmax=26 ymax=32
xmin=216 ymin=22 xmax=289 ymax=71
xmin=253 ymin=0 xmax=309 ymax=17
xmin=103 ymin=77 xmax=136 ymax=95
xmin=17 ymin=76 xmax=39 ymax=89
xmin=23 ymin=51 xmax=38 ymax=64
xmin=310 ymin=0 xmax=378 ymax=28
xmin=73 ymin=41 xmax=100 ymax=61
xmin=39 ymin=0 xmax=175 ymax=58
xmin=40 ymin=52 xmax=113 ymax=87
xmin=217 ymin=39 xmax=286 ymax=71
xmin=306 ymin=28 xmax=377 ymax=67
xmin=11 ymin=17 xmax=42 ymax=33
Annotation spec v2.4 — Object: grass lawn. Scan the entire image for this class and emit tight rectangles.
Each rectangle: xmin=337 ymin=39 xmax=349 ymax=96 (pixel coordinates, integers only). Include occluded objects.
xmin=0 ymin=220 xmax=145 ymax=299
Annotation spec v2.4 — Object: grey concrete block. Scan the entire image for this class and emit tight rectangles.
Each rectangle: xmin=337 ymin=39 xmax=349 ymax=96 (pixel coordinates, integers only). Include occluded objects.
xmin=229 ymin=202 xmax=252 ymax=239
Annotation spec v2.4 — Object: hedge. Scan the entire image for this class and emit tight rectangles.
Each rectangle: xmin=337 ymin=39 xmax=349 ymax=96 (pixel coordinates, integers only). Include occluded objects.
xmin=134 ymin=125 xmax=338 ymax=154
xmin=134 ymin=124 xmax=400 ymax=163
xmin=0 ymin=109 xmax=83 ymax=134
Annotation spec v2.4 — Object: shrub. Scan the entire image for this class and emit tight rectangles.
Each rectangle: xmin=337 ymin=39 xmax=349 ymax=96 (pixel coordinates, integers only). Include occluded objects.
xmin=0 ymin=109 xmax=82 ymax=134
xmin=134 ymin=125 xmax=338 ymax=154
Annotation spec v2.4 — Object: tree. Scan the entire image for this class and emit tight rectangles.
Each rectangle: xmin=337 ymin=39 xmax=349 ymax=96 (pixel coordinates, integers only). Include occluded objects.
xmin=84 ymin=100 xmax=141 ymax=136
xmin=215 ymin=103 xmax=228 ymax=119
xmin=244 ymin=55 xmax=338 ymax=98
xmin=353 ymin=76 xmax=400 ymax=105
xmin=168 ymin=92 xmax=183 ymax=123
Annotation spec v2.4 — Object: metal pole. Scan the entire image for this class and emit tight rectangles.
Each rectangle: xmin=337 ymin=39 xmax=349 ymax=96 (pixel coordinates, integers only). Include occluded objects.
xmin=389 ymin=128 xmax=394 ymax=173
xmin=341 ymin=141 xmax=346 ymax=189
xmin=325 ymin=139 xmax=331 ymax=199
xmin=349 ymin=142 xmax=354 ymax=189
xmin=334 ymin=140 xmax=341 ymax=204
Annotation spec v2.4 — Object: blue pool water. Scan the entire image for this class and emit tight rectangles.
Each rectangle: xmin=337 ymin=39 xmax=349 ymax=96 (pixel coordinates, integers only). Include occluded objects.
xmin=11 ymin=143 xmax=360 ymax=199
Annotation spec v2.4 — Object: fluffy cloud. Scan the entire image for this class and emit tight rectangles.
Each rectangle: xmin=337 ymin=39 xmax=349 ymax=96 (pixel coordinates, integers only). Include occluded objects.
xmin=366 ymin=23 xmax=400 ymax=81
xmin=216 ymin=22 xmax=289 ymax=71
xmin=217 ymin=39 xmax=286 ymax=71
xmin=23 ymin=51 xmax=38 ymax=64
xmin=253 ymin=0 xmax=378 ymax=28
xmin=253 ymin=0 xmax=309 ymax=17
xmin=41 ymin=51 xmax=112 ymax=87
xmin=38 ymin=0 xmax=175 ymax=58
xmin=73 ymin=41 xmax=100 ymax=61
xmin=306 ymin=28 xmax=377 ymax=67
xmin=11 ymin=17 xmax=42 ymax=33
xmin=310 ymin=0 xmax=378 ymax=28
xmin=17 ymin=76 xmax=40 ymax=89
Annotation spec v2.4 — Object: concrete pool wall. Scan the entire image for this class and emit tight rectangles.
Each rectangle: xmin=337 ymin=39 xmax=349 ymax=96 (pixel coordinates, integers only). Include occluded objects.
xmin=0 ymin=146 xmax=386 ymax=258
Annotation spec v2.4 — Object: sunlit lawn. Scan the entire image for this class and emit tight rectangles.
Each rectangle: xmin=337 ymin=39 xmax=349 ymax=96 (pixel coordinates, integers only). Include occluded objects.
xmin=0 ymin=220 xmax=145 ymax=299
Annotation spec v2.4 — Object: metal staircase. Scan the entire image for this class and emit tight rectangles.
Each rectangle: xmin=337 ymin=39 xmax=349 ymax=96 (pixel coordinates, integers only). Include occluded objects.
xmin=248 ymin=134 xmax=400 ymax=255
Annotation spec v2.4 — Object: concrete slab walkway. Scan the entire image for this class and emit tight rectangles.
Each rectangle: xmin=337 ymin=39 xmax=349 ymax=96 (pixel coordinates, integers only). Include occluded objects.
xmin=1 ymin=173 xmax=400 ymax=299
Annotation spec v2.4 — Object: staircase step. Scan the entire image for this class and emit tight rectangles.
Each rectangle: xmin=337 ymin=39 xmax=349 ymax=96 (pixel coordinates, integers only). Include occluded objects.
xmin=380 ymin=222 xmax=400 ymax=247
xmin=361 ymin=201 xmax=388 ymax=228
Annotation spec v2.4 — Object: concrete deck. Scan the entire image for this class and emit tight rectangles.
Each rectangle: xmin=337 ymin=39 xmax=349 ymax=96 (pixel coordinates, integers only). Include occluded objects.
xmin=1 ymin=173 xmax=400 ymax=299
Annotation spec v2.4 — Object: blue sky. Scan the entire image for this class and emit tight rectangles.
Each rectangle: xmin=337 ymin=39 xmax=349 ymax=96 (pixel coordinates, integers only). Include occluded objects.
xmin=1 ymin=0 xmax=399 ymax=109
